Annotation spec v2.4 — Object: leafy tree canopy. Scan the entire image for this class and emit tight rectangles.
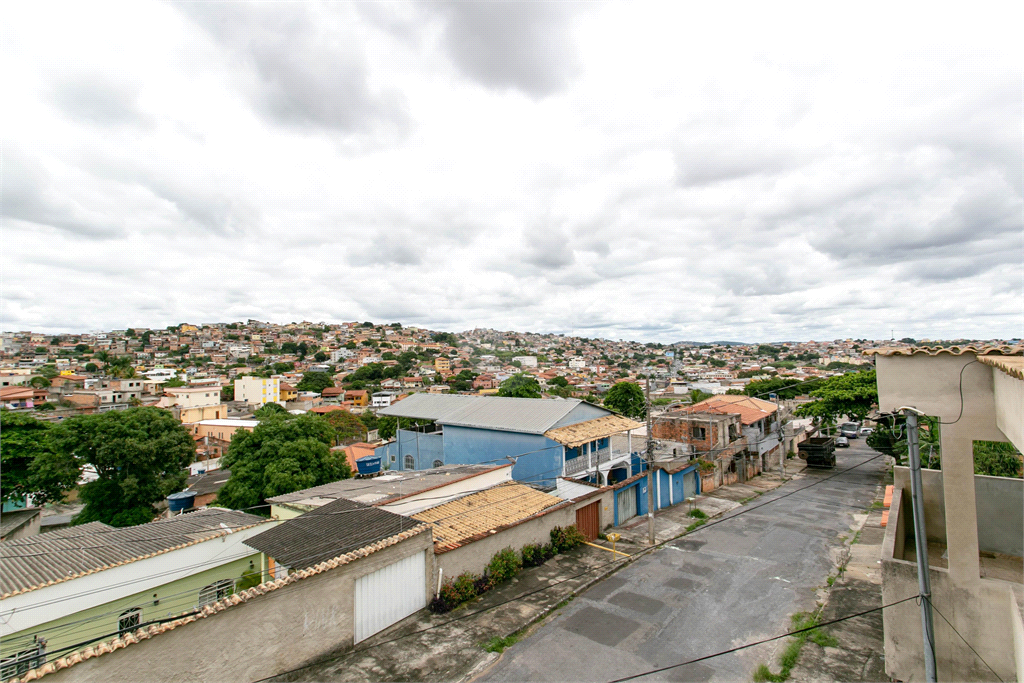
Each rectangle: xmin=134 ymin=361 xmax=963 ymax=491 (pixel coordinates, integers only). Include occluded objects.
xmin=313 ymin=351 xmax=329 ymax=363
xmin=296 ymin=371 xmax=335 ymax=394
xmin=217 ymin=414 xmax=352 ymax=510
xmin=744 ymin=377 xmax=815 ymax=400
xmin=320 ymin=409 xmax=367 ymax=446
xmin=497 ymin=373 xmax=542 ymax=399
xmin=974 ymin=441 xmax=1022 ymax=478
xmin=1 ymin=411 xmax=57 ymax=504
xmin=36 ymin=408 xmax=196 ymax=526
xmin=794 ymin=370 xmax=877 ymax=424
xmin=603 ymin=381 xmax=646 ymax=419
xmin=549 ymin=375 xmax=569 ymax=388
xmin=431 ymin=332 xmax=459 ymax=346
xmin=163 ymin=377 xmax=186 ymax=387
xmin=253 ymin=402 xmax=288 ymax=418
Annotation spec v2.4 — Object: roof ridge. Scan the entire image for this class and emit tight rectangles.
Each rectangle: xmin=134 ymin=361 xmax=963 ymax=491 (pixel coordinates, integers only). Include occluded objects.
xmin=7 ymin=524 xmax=430 ymax=683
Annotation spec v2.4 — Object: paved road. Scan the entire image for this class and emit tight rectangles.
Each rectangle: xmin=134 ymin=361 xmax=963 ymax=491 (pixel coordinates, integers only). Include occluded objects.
xmin=479 ymin=440 xmax=885 ymax=683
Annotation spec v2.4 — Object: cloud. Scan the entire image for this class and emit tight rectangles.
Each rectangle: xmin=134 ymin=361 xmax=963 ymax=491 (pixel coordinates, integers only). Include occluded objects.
xmin=178 ymin=3 xmax=408 ymax=136
xmin=48 ymin=74 xmax=154 ymax=128
xmin=429 ymin=1 xmax=586 ymax=97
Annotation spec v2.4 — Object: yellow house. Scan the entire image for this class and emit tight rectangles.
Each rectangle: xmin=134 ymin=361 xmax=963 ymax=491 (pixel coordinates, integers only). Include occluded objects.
xmin=280 ymin=382 xmax=298 ymax=402
xmin=434 ymin=357 xmax=451 ymax=372
xmin=180 ymin=324 xmax=199 ymax=333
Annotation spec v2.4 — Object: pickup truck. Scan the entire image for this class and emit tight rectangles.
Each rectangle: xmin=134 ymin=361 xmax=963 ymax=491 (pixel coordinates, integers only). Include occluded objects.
xmin=798 ymin=437 xmax=836 ymax=468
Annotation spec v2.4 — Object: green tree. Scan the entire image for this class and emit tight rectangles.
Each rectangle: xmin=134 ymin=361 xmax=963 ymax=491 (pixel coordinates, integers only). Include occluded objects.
xmin=253 ymin=402 xmax=288 ymax=418
xmin=30 ymin=376 xmax=51 ymax=388
xmin=688 ymin=389 xmax=714 ymax=405
xmin=497 ymin=374 xmax=542 ymax=399
xmin=216 ymin=414 xmax=352 ymax=509
xmin=163 ymin=377 xmax=187 ymax=388
xmin=313 ymin=351 xmax=329 ymax=363
xmin=359 ymin=411 xmax=379 ymax=432
xmin=603 ymin=382 xmax=646 ymax=419
xmin=320 ymin=409 xmax=367 ymax=445
xmin=75 ymin=344 xmax=90 ymax=353
xmin=974 ymin=441 xmax=1022 ymax=478
xmin=868 ymin=414 xmax=941 ymax=469
xmin=794 ymin=370 xmax=877 ymax=425
xmin=1 ymin=411 xmax=58 ymax=504
xmin=296 ymin=371 xmax=335 ymax=394
xmin=85 ymin=362 xmax=99 ymax=373
xmin=744 ymin=377 xmax=814 ymax=400
xmin=221 ymin=384 xmax=235 ymax=401
xmin=549 ymin=375 xmax=569 ymax=388
xmin=37 ymin=408 xmax=196 ymax=526
xmin=377 ymin=416 xmax=398 ymax=441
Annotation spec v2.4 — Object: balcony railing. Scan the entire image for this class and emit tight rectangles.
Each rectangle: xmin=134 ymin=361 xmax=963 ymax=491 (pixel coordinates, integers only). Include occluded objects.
xmin=563 ymin=447 xmax=621 ymax=476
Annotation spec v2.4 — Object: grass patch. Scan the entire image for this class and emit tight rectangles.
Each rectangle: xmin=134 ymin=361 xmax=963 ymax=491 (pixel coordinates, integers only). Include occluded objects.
xmin=851 ymin=530 xmax=862 ymax=545
xmin=826 ymin=575 xmax=835 ymax=586
xmin=553 ymin=595 xmax=575 ymax=610
xmin=751 ymin=612 xmax=837 ymax=682
xmin=483 ymin=632 xmax=522 ymax=653
xmin=869 ymin=500 xmax=884 ymax=510
xmin=688 ymin=508 xmax=708 ymax=519
xmin=685 ymin=519 xmax=707 ymax=532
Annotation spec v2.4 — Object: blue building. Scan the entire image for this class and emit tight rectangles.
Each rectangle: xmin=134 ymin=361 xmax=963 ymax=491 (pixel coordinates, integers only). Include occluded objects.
xmin=610 ymin=460 xmax=702 ymax=526
xmin=375 ymin=394 xmax=644 ymax=487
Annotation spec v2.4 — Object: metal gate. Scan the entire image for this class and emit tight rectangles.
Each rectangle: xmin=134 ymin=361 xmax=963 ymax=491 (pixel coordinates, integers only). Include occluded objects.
xmin=617 ymin=486 xmax=637 ymax=525
xmin=683 ymin=471 xmax=697 ymax=500
xmin=354 ymin=550 xmax=426 ymax=643
xmin=575 ymin=501 xmax=600 ymax=541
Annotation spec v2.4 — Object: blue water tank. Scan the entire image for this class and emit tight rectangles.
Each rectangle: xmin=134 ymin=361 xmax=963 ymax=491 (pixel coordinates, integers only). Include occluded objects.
xmin=356 ymin=455 xmax=382 ymax=475
xmin=167 ymin=490 xmax=197 ymax=512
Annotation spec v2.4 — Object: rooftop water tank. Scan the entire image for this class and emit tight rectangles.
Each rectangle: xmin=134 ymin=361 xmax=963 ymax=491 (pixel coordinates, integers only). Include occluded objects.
xmin=356 ymin=455 xmax=382 ymax=475
xmin=167 ymin=490 xmax=197 ymax=513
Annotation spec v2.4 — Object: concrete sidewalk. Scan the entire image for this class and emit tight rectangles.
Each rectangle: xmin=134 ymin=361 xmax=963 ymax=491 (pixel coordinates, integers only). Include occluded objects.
xmin=613 ymin=467 xmax=801 ymax=546
xmin=271 ymin=544 xmax=641 ymax=682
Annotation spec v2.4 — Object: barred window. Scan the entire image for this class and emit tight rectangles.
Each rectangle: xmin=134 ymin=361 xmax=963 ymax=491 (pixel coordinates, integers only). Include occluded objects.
xmin=198 ymin=579 xmax=234 ymax=607
xmin=118 ymin=608 xmax=142 ymax=634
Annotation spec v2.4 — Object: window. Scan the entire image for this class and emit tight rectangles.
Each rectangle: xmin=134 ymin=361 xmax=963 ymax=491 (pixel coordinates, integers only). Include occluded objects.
xmin=692 ymin=426 xmax=706 ymax=440
xmin=199 ymin=579 xmax=234 ymax=607
xmin=118 ymin=607 xmax=142 ymax=634
xmin=404 ymin=454 xmax=415 ymax=470
xmin=432 ymin=460 xmax=444 ymax=468
xmin=1 ymin=647 xmax=44 ymax=679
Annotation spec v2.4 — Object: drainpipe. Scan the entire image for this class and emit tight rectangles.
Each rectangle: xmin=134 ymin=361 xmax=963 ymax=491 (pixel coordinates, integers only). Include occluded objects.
xmin=903 ymin=408 xmax=937 ymax=683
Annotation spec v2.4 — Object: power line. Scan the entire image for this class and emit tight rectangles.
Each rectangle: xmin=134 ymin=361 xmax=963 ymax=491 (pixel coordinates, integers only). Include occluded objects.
xmin=930 ymin=600 xmax=1004 ymax=682
xmin=602 ymin=594 xmax=922 ymax=683
xmin=251 ymin=450 xmax=887 ymax=682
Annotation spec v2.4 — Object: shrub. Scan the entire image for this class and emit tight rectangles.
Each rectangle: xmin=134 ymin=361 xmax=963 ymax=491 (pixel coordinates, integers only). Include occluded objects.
xmin=452 ymin=572 xmax=479 ymax=603
xmin=521 ymin=543 xmax=545 ymax=568
xmin=550 ymin=525 xmax=587 ymax=553
xmin=688 ymin=508 xmax=708 ymax=519
xmin=429 ymin=572 xmax=482 ymax=613
xmin=487 ymin=547 xmax=522 ymax=584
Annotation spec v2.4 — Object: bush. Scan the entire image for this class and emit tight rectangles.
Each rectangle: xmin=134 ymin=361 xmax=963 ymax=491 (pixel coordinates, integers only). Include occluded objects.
xmin=487 ymin=547 xmax=522 ymax=584
xmin=430 ymin=572 xmax=482 ymax=613
xmin=521 ymin=543 xmax=554 ymax=568
xmin=550 ymin=525 xmax=587 ymax=553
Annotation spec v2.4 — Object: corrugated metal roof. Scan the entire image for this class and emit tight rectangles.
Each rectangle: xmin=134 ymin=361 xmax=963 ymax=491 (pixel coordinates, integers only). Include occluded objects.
xmin=7 ymin=524 xmax=430 ymax=683
xmin=379 ymin=394 xmax=599 ymax=434
xmin=244 ymin=498 xmax=420 ymax=569
xmin=865 ymin=344 xmax=1023 ymax=357
xmin=544 ymin=415 xmax=645 ymax=448
xmin=0 ymin=509 xmax=270 ymax=598
xmin=411 ymin=483 xmax=564 ymax=552
xmin=266 ymin=464 xmax=509 ymax=505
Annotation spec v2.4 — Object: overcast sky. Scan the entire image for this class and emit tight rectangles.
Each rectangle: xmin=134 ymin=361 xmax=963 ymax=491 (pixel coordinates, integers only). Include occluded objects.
xmin=3 ymin=1 xmax=1022 ymax=342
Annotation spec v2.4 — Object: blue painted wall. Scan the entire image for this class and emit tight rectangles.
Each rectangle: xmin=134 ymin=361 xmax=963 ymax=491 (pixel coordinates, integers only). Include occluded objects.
xmin=441 ymin=425 xmax=564 ymax=486
xmin=374 ymin=429 xmax=445 ymax=471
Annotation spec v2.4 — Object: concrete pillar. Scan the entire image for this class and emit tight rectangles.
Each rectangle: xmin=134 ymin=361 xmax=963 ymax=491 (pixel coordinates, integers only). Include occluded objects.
xmin=940 ymin=422 xmax=981 ymax=584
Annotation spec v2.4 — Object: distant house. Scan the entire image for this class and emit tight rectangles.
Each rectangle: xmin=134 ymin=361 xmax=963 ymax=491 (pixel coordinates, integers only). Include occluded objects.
xmin=190 ymin=418 xmax=259 ymax=442
xmin=0 ymin=387 xmax=46 ymax=409
xmin=320 ymin=386 xmax=345 ymax=403
xmin=0 ymin=510 xmax=275 ymax=676
xmin=184 ymin=468 xmax=232 ymax=507
xmin=0 ymin=509 xmax=41 ymax=542
xmin=375 ymin=394 xmax=644 ymax=486
xmin=279 ymin=382 xmax=298 ymax=402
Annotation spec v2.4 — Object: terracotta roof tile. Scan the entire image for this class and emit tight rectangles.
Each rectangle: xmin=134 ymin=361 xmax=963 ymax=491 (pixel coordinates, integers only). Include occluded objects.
xmin=411 ymin=483 xmax=563 ymax=552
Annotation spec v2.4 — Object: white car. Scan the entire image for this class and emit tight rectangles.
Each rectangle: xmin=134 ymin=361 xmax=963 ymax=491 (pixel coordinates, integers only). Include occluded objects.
xmin=859 ymin=427 xmax=874 ymax=435
xmin=836 ymin=436 xmax=850 ymax=448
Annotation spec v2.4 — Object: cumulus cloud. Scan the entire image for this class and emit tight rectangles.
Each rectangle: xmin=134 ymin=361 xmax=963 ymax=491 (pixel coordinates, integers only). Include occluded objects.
xmin=2 ymin=1 xmax=1020 ymax=341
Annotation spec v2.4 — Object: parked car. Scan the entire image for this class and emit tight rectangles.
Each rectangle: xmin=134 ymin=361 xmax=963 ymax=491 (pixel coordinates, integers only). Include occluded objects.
xmin=840 ymin=422 xmax=860 ymax=438
xmin=836 ymin=436 xmax=850 ymax=448
xmin=859 ymin=426 xmax=873 ymax=436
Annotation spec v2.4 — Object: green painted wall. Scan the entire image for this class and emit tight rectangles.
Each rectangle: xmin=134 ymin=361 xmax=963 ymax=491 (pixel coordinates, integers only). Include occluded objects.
xmin=1 ymin=553 xmax=265 ymax=666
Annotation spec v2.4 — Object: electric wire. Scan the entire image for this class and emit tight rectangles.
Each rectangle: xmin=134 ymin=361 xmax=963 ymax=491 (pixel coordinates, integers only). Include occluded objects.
xmin=601 ymin=594 xmax=923 ymax=683
xmin=930 ymin=600 xmax=1005 ymax=682
xmin=17 ymin=448 xmax=885 ymax=675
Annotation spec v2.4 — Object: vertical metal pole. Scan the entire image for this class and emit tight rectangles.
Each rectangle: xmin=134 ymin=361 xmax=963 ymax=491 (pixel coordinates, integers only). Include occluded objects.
xmin=646 ymin=378 xmax=656 ymax=545
xmin=905 ymin=410 xmax=937 ymax=682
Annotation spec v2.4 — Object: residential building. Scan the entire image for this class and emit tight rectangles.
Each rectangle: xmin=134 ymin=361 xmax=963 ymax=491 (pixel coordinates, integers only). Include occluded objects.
xmin=511 ymin=356 xmax=538 ymax=367
xmin=233 ymin=376 xmax=280 ymax=407
xmin=189 ymin=418 xmax=259 ymax=442
xmin=871 ymin=345 xmax=1023 ymax=682
xmin=0 ymin=510 xmax=275 ymax=677
xmin=375 ymin=394 xmax=643 ymax=486
xmin=434 ymin=357 xmax=450 ymax=373
xmin=371 ymin=391 xmax=397 ymax=408
xmin=0 ymin=509 xmax=42 ymax=542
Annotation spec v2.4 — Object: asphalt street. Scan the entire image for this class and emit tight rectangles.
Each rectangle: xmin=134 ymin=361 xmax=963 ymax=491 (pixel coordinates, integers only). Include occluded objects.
xmin=479 ymin=439 xmax=886 ymax=683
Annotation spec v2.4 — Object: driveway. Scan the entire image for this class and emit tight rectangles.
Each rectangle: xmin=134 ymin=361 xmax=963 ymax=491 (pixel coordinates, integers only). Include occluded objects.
xmin=478 ymin=440 xmax=885 ymax=683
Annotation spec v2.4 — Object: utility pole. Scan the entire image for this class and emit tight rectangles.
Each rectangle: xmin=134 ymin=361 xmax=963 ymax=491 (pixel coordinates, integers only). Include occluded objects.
xmin=904 ymin=408 xmax=937 ymax=682
xmin=645 ymin=377 xmax=656 ymax=545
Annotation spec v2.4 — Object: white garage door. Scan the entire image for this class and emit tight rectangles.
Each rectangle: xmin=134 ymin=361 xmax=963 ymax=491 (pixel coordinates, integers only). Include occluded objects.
xmin=617 ymin=486 xmax=637 ymax=524
xmin=354 ymin=550 xmax=427 ymax=643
